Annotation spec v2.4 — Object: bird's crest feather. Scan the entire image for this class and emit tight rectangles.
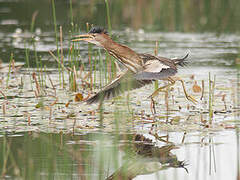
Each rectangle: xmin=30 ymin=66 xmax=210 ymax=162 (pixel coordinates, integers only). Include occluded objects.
xmin=88 ymin=27 xmax=108 ymax=34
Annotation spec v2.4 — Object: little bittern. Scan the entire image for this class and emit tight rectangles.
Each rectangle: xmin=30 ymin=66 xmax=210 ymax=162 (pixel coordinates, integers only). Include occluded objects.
xmin=72 ymin=27 xmax=196 ymax=104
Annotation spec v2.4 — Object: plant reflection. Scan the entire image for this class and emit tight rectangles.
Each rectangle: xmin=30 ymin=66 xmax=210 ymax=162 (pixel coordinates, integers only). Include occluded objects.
xmin=0 ymin=132 xmax=187 ymax=179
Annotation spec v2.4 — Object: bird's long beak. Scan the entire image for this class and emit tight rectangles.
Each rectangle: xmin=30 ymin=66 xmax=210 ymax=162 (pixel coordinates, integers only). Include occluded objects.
xmin=71 ymin=34 xmax=94 ymax=42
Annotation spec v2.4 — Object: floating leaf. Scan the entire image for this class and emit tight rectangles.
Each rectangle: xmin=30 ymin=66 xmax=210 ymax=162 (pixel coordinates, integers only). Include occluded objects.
xmin=35 ymin=101 xmax=44 ymax=108
xmin=75 ymin=93 xmax=83 ymax=102
xmin=171 ymin=116 xmax=181 ymax=124
xmin=192 ymin=81 xmax=201 ymax=93
xmin=65 ymin=100 xmax=71 ymax=107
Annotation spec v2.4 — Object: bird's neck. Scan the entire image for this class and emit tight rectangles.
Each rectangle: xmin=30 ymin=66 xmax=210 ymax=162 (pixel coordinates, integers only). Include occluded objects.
xmin=103 ymin=39 xmax=144 ymax=73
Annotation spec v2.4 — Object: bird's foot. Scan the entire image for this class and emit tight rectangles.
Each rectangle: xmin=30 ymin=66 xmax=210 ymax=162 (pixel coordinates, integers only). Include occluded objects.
xmin=148 ymin=86 xmax=170 ymax=99
xmin=185 ymin=94 xmax=198 ymax=104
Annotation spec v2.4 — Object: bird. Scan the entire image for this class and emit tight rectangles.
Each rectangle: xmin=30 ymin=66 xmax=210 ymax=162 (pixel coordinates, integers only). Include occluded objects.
xmin=72 ymin=27 xmax=196 ymax=104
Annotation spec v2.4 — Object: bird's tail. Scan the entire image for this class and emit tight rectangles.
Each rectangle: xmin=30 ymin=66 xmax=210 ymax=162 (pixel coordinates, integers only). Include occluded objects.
xmin=173 ymin=53 xmax=189 ymax=67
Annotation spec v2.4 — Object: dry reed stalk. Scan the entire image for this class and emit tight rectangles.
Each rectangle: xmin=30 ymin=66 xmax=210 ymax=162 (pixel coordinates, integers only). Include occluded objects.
xmin=49 ymin=107 xmax=52 ymax=122
xmin=32 ymin=72 xmax=40 ymax=96
xmin=0 ymin=90 xmax=7 ymax=100
xmin=28 ymin=114 xmax=31 ymax=125
xmin=171 ymin=94 xmax=175 ymax=105
xmin=47 ymin=74 xmax=56 ymax=96
xmin=31 ymin=11 xmax=39 ymax=31
xmin=154 ymin=41 xmax=159 ymax=90
xmin=79 ymin=65 xmax=92 ymax=87
xmin=50 ymin=97 xmax=58 ymax=106
xmin=83 ymin=71 xmax=91 ymax=81
xmin=79 ymin=64 xmax=84 ymax=79
xmin=73 ymin=65 xmax=78 ymax=79
xmin=150 ymin=98 xmax=156 ymax=114
xmin=165 ymin=89 xmax=169 ymax=118
xmin=221 ymin=94 xmax=227 ymax=111
xmin=72 ymin=66 xmax=77 ymax=91
xmin=200 ymin=80 xmax=204 ymax=100
xmin=23 ymin=112 xmax=31 ymax=125
xmin=88 ymin=55 xmax=93 ymax=90
xmin=49 ymin=50 xmax=73 ymax=72
xmin=107 ymin=55 xmax=112 ymax=82
xmin=2 ymin=102 xmax=6 ymax=115
xmin=11 ymin=59 xmax=15 ymax=72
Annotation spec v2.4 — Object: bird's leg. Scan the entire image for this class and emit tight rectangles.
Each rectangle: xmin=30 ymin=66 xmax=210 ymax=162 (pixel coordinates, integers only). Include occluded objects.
xmin=168 ymin=76 xmax=197 ymax=104
xmin=149 ymin=80 xmax=175 ymax=99
xmin=149 ymin=81 xmax=172 ymax=115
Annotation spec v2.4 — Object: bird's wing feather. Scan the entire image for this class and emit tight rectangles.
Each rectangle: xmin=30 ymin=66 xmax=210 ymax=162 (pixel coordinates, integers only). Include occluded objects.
xmin=135 ymin=68 xmax=177 ymax=80
xmin=136 ymin=54 xmax=177 ymax=80
xmin=86 ymin=70 xmax=151 ymax=104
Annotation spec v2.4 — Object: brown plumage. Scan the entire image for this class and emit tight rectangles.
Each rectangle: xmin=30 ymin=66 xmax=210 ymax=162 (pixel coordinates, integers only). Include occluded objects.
xmin=86 ymin=70 xmax=152 ymax=104
xmin=72 ymin=27 xmax=188 ymax=104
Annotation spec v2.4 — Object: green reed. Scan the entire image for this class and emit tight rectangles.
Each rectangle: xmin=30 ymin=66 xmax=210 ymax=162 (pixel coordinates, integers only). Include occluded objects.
xmin=38 ymin=56 xmax=43 ymax=89
xmin=104 ymin=52 xmax=108 ymax=84
xmin=105 ymin=0 xmax=116 ymax=84
xmin=154 ymin=41 xmax=159 ymax=90
xmin=6 ymin=53 xmax=14 ymax=87
xmin=51 ymin=0 xmax=62 ymax=87
xmin=69 ymin=43 xmax=76 ymax=91
xmin=24 ymin=11 xmax=39 ymax=90
xmin=105 ymin=0 xmax=112 ymax=36
xmin=24 ymin=42 xmax=30 ymax=71
xmin=86 ymin=23 xmax=93 ymax=90
xmin=208 ymin=73 xmax=216 ymax=122
xmin=1 ymin=136 xmax=9 ymax=177
xmin=60 ymin=26 xmax=65 ymax=87
xmin=69 ymin=0 xmax=74 ymax=30
xmin=67 ymin=16 xmax=81 ymax=91
xmin=44 ymin=65 xmax=47 ymax=88
xmin=68 ymin=2 xmax=81 ymax=90
xmin=94 ymin=51 xmax=97 ymax=89
xmin=112 ymin=106 xmax=120 ymax=175
xmin=30 ymin=11 xmax=38 ymax=33
xmin=99 ymin=49 xmax=103 ymax=89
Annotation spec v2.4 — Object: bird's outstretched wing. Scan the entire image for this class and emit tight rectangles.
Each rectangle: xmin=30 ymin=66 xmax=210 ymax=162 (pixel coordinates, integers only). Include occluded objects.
xmin=86 ymin=70 xmax=152 ymax=104
xmin=135 ymin=53 xmax=188 ymax=80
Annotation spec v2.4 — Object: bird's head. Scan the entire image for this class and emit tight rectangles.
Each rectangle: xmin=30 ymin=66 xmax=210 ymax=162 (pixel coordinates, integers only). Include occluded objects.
xmin=72 ymin=27 xmax=109 ymax=47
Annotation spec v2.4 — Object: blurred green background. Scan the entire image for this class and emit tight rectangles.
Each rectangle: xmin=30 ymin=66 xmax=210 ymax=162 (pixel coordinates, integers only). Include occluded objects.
xmin=1 ymin=0 xmax=240 ymax=32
